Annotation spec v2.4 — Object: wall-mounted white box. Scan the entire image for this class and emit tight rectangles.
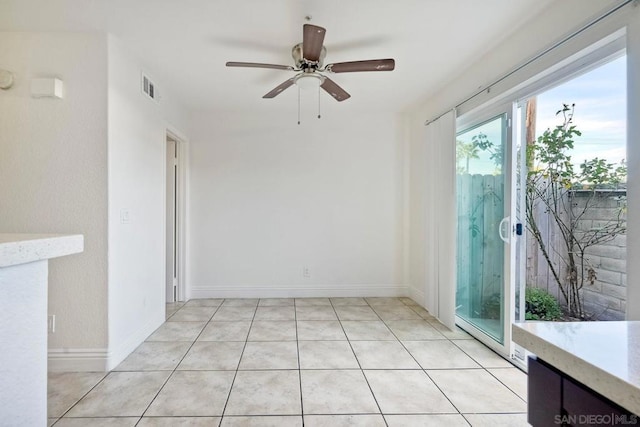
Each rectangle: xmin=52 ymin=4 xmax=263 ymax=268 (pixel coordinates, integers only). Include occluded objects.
xmin=30 ymin=78 xmax=64 ymax=99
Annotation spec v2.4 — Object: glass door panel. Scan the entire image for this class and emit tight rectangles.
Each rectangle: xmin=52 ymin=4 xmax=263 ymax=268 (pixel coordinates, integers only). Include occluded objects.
xmin=456 ymin=113 xmax=508 ymax=344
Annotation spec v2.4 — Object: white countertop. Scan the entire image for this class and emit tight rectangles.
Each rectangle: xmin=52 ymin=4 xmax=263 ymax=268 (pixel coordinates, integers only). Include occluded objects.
xmin=513 ymin=321 xmax=640 ymax=415
xmin=0 ymin=234 xmax=84 ymax=268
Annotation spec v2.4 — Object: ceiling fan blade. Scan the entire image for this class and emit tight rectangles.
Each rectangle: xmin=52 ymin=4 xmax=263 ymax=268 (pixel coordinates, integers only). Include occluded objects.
xmin=327 ymin=59 xmax=395 ymax=73
xmin=263 ymin=78 xmax=295 ymax=98
xmin=303 ymin=24 xmax=326 ymax=62
xmin=226 ymin=61 xmax=294 ymax=71
xmin=320 ymin=77 xmax=350 ymax=102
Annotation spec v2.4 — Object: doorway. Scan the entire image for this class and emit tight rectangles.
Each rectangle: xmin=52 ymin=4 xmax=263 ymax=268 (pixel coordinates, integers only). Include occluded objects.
xmin=166 ymin=133 xmax=184 ymax=303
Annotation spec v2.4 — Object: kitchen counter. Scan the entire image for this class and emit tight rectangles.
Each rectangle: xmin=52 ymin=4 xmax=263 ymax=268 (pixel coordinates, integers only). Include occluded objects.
xmin=0 ymin=233 xmax=83 ymax=426
xmin=0 ymin=233 xmax=83 ymax=267
xmin=513 ymin=321 xmax=640 ymax=415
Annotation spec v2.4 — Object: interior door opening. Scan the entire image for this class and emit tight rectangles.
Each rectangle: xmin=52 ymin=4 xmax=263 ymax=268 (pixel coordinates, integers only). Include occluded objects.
xmin=166 ymin=135 xmax=180 ymax=303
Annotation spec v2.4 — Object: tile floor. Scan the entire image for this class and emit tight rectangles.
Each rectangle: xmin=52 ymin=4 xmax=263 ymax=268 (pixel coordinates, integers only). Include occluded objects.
xmin=48 ymin=297 xmax=529 ymax=426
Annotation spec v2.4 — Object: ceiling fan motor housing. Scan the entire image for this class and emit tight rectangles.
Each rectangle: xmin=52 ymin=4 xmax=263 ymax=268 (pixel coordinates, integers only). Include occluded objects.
xmin=292 ymin=43 xmax=326 ymax=70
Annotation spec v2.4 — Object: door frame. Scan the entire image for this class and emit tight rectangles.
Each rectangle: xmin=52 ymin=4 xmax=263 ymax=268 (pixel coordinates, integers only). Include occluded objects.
xmin=454 ymin=101 xmax=518 ymax=361
xmin=166 ymin=129 xmax=187 ymax=302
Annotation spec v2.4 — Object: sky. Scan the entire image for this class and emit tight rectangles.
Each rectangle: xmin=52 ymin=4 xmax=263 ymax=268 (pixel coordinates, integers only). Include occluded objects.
xmin=536 ymin=55 xmax=626 ymax=169
xmin=457 ymin=55 xmax=627 ymax=176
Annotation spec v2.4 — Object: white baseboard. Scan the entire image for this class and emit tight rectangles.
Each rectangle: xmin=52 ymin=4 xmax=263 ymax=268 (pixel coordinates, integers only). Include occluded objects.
xmin=189 ymin=284 xmax=409 ymax=299
xmin=48 ymin=312 xmax=164 ymax=372
xmin=48 ymin=348 xmax=110 ymax=372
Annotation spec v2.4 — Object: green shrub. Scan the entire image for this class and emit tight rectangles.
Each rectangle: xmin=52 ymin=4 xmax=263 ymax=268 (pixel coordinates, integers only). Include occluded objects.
xmin=525 ymin=287 xmax=562 ymax=321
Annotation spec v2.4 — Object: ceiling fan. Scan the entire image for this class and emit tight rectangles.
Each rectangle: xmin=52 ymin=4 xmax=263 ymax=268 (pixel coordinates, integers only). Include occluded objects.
xmin=226 ymin=24 xmax=395 ymax=102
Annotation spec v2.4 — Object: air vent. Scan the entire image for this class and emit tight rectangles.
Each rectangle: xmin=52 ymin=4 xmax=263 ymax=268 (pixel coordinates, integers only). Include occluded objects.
xmin=141 ymin=73 xmax=157 ymax=101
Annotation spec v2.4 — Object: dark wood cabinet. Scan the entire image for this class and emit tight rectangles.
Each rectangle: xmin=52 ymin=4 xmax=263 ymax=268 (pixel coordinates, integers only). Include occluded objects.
xmin=528 ymin=356 xmax=562 ymax=426
xmin=528 ymin=356 xmax=636 ymax=426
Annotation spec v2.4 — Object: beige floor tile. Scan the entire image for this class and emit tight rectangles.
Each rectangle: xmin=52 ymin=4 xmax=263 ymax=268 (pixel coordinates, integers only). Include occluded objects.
xmin=334 ymin=306 xmax=379 ymax=320
xmin=221 ymin=416 xmax=302 ymax=426
xmin=340 ymin=321 xmax=396 ymax=340
xmin=55 ymin=418 xmax=139 ymax=426
xmin=403 ymin=340 xmax=480 ymax=369
xmin=52 ymin=297 xmax=532 ymax=424
xmin=298 ymin=341 xmax=359 ymax=369
xmin=428 ymin=369 xmax=527 ymax=413
xmin=146 ymin=371 xmax=235 ymax=416
xmin=48 ymin=372 xmax=106 ymax=418
xmin=66 ymin=371 xmax=170 ymax=417
xmin=305 ymin=415 xmax=386 ymax=426
xmin=212 ymin=306 xmax=257 ymax=321
xmin=463 ymin=413 xmax=529 ymax=426
xmin=488 ymin=367 xmax=528 ymax=401
xmin=295 ymin=305 xmax=337 ymax=320
xmin=329 ymin=297 xmax=368 ymax=306
xmin=385 ymin=414 xmax=469 ymax=427
xmin=258 ymin=298 xmax=295 ymax=307
xmin=452 ymin=340 xmax=512 ymax=368
xmin=365 ymin=370 xmax=457 ymax=414
xmin=364 ymin=297 xmax=405 ymax=306
xmin=115 ymin=342 xmax=191 ymax=371
xmin=146 ymin=321 xmax=206 ymax=342
xmin=225 ymin=370 xmax=301 ymax=415
xmin=178 ymin=341 xmax=245 ymax=370
xmin=351 ymin=341 xmax=420 ymax=369
xmin=166 ymin=302 xmax=185 ymax=319
xmin=222 ymin=299 xmax=259 ymax=307
xmin=185 ymin=299 xmax=224 ymax=307
xmin=248 ymin=321 xmax=296 ymax=341
xmin=138 ymin=417 xmax=222 ymax=426
xmin=198 ymin=321 xmax=251 ymax=341
xmin=254 ymin=306 xmax=295 ymax=320
xmin=167 ymin=302 xmax=185 ymax=309
xmin=409 ymin=306 xmax=437 ymax=320
xmin=300 ymin=370 xmax=379 ymax=415
xmin=296 ymin=321 xmax=347 ymax=340
xmin=385 ymin=320 xmax=446 ymax=340
xmin=48 ymin=418 xmax=57 ymax=426
xmin=239 ymin=341 xmax=298 ymax=369
xmin=372 ymin=305 xmax=422 ymax=321
xmin=428 ymin=322 xmax=474 ymax=339
xmin=295 ymin=298 xmax=331 ymax=306
xmin=168 ymin=306 xmax=218 ymax=322
xmin=398 ymin=297 xmax=420 ymax=307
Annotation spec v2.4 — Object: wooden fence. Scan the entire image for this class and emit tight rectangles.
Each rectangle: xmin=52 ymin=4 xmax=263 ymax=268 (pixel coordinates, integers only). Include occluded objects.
xmin=456 ymin=173 xmax=504 ymax=319
xmin=456 ymin=174 xmax=627 ymax=321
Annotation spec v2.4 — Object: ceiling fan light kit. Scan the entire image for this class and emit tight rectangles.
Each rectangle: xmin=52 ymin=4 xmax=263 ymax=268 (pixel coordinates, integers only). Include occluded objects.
xmin=294 ymin=73 xmax=324 ymax=90
xmin=226 ymin=23 xmax=395 ymax=123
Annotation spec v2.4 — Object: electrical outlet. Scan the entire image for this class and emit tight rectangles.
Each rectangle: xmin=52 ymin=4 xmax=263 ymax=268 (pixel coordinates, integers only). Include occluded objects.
xmin=48 ymin=315 xmax=55 ymax=334
xmin=302 ymin=266 xmax=311 ymax=278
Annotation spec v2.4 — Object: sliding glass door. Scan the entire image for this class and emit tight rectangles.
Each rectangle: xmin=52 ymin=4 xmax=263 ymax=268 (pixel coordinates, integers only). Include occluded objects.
xmin=455 ymin=106 xmax=515 ymax=354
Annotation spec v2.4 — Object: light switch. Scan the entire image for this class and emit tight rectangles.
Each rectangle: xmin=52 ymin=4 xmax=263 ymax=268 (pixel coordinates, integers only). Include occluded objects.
xmin=120 ymin=209 xmax=130 ymax=224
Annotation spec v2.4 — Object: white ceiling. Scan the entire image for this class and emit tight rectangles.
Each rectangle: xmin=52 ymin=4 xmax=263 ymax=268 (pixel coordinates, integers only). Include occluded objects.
xmin=1 ymin=0 xmax=556 ymax=114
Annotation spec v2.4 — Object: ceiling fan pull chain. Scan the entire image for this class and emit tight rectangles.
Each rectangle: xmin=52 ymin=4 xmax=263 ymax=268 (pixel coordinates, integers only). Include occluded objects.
xmin=297 ymin=86 xmax=301 ymax=125
xmin=318 ymin=85 xmax=321 ymax=119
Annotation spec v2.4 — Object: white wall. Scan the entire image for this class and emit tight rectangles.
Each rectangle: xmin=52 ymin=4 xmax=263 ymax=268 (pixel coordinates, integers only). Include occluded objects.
xmin=0 ymin=31 xmax=190 ymax=371
xmin=406 ymin=0 xmax=640 ymax=318
xmin=187 ymin=110 xmax=406 ymax=298
xmin=107 ymin=35 xmax=189 ymax=369
xmin=0 ymin=33 xmax=109 ymax=362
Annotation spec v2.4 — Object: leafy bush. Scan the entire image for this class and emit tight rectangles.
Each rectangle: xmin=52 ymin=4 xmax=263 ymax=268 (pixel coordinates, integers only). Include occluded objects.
xmin=525 ymin=287 xmax=562 ymax=321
